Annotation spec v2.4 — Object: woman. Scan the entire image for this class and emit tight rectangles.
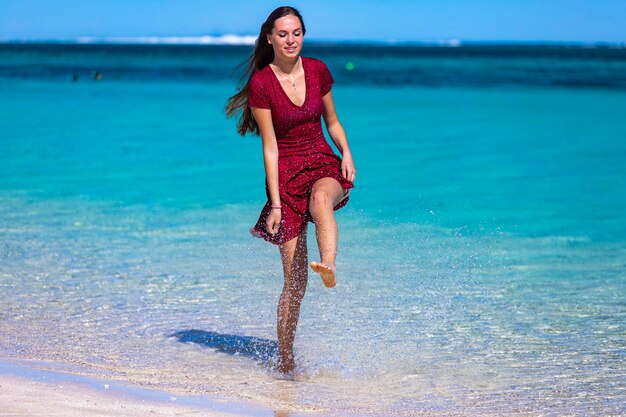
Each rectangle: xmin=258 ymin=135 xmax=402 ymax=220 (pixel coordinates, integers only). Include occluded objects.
xmin=225 ymin=6 xmax=356 ymax=374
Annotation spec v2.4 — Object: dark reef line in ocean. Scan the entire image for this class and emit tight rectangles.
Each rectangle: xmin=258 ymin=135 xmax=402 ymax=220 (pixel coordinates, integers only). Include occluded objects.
xmin=1 ymin=43 xmax=625 ymax=89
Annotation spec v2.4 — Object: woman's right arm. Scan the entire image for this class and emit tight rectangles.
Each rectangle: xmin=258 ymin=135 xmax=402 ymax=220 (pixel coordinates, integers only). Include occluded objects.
xmin=251 ymin=107 xmax=282 ymax=235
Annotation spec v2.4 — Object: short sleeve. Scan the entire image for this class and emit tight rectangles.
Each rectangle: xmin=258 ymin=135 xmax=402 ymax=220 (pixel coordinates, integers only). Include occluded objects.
xmin=247 ymin=72 xmax=271 ymax=109
xmin=320 ymin=61 xmax=335 ymax=97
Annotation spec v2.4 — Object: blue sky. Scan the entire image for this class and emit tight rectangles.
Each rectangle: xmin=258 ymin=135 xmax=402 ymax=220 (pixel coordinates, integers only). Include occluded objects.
xmin=0 ymin=0 xmax=624 ymax=43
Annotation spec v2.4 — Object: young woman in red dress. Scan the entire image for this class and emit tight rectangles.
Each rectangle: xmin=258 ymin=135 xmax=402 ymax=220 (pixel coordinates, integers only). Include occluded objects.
xmin=225 ymin=6 xmax=356 ymax=374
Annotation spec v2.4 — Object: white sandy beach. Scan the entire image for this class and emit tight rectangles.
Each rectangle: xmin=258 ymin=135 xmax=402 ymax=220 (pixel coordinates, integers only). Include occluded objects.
xmin=0 ymin=373 xmax=255 ymax=417
xmin=0 ymin=358 xmax=292 ymax=417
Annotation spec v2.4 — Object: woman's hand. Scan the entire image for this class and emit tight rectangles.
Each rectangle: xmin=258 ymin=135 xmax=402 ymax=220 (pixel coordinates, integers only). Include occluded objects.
xmin=341 ymin=152 xmax=357 ymax=182
xmin=266 ymin=209 xmax=282 ymax=235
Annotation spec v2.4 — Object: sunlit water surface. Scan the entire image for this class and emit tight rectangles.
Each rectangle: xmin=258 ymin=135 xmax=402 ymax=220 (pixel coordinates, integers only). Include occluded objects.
xmin=0 ymin=44 xmax=625 ymax=416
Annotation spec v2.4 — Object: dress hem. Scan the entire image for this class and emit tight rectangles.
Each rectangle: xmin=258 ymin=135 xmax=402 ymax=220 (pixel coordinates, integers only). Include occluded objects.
xmin=250 ymin=182 xmax=353 ymax=246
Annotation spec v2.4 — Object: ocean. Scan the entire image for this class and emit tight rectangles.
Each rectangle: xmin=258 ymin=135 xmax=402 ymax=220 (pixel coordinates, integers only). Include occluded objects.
xmin=0 ymin=42 xmax=625 ymax=416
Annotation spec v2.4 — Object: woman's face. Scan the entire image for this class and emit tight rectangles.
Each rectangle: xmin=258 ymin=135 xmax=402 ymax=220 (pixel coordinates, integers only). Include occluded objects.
xmin=267 ymin=15 xmax=303 ymax=62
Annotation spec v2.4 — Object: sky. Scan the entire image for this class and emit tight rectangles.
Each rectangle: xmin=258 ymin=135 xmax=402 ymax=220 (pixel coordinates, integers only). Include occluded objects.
xmin=0 ymin=0 xmax=624 ymax=43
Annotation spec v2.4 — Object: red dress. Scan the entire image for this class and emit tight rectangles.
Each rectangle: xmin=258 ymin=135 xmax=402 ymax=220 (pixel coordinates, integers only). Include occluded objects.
xmin=247 ymin=56 xmax=354 ymax=245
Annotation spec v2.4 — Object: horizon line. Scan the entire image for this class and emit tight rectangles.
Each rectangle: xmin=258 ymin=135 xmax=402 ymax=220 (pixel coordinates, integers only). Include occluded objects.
xmin=0 ymin=34 xmax=624 ymax=48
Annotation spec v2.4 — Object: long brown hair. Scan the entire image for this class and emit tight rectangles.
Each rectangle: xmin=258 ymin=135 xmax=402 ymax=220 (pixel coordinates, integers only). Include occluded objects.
xmin=225 ymin=6 xmax=306 ymax=136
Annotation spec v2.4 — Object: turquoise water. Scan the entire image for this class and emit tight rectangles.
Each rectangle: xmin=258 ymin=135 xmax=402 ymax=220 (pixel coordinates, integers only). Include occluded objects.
xmin=0 ymin=44 xmax=625 ymax=416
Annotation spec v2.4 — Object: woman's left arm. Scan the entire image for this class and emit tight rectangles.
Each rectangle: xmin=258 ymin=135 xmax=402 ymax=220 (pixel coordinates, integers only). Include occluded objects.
xmin=322 ymin=92 xmax=356 ymax=182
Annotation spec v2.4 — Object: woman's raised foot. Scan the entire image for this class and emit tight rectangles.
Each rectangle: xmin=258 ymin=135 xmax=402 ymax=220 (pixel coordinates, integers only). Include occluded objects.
xmin=310 ymin=261 xmax=336 ymax=288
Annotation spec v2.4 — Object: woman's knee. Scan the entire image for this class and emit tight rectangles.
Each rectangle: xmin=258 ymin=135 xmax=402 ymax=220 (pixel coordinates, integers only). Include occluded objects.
xmin=309 ymin=189 xmax=333 ymax=215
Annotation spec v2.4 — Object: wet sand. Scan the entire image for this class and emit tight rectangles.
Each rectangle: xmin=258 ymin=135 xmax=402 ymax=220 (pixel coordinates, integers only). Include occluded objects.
xmin=0 ymin=359 xmax=285 ymax=417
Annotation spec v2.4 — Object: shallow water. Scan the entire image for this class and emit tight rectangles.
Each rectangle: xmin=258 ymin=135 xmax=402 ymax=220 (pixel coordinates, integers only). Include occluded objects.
xmin=0 ymin=44 xmax=625 ymax=416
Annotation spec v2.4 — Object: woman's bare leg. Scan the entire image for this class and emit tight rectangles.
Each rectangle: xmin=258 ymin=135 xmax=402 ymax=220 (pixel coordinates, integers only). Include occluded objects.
xmin=276 ymin=227 xmax=308 ymax=374
xmin=308 ymin=178 xmax=348 ymax=288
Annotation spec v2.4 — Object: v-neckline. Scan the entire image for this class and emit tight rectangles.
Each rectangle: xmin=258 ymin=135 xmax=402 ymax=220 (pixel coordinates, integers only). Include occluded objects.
xmin=270 ymin=57 xmax=307 ymax=109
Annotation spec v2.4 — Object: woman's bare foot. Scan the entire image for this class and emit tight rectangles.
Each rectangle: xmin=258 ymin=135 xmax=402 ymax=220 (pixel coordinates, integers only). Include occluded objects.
xmin=310 ymin=261 xmax=336 ymax=288
xmin=277 ymin=356 xmax=296 ymax=375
